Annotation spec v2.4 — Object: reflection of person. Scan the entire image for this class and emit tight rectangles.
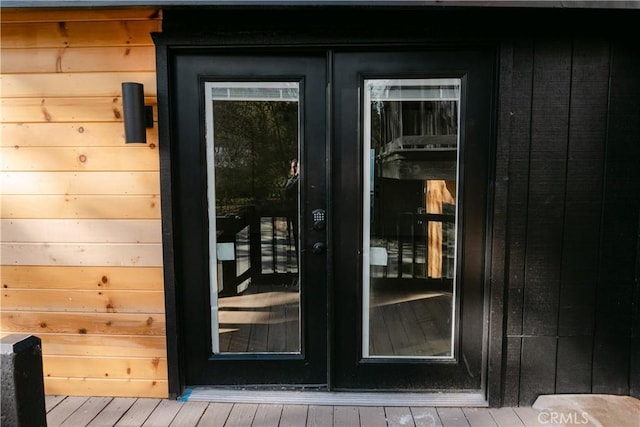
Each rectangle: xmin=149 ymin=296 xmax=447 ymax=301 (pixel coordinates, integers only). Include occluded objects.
xmin=284 ymin=159 xmax=299 ymax=257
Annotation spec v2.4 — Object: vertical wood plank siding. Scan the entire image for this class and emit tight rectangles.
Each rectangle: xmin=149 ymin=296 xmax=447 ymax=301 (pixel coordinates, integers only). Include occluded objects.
xmin=0 ymin=8 xmax=166 ymax=398
xmin=499 ymin=37 xmax=640 ymax=405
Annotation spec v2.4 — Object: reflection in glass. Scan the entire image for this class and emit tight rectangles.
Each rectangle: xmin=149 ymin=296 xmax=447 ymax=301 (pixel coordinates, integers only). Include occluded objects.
xmin=205 ymin=82 xmax=300 ymax=354
xmin=363 ymin=79 xmax=460 ymax=358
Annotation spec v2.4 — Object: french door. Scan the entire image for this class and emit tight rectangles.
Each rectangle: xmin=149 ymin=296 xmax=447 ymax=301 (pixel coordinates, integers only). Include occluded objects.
xmin=169 ymin=48 xmax=494 ymax=391
xmin=172 ymin=54 xmax=328 ymax=385
xmin=332 ymin=51 xmax=494 ymax=390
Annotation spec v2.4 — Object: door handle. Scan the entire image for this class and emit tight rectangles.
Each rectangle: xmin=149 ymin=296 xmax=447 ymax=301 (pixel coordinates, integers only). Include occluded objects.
xmin=312 ymin=242 xmax=326 ymax=254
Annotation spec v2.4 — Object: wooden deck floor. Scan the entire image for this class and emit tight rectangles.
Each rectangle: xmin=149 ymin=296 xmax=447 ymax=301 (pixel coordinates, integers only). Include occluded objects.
xmin=217 ymin=285 xmax=452 ymax=357
xmin=45 ymin=395 xmax=552 ymax=427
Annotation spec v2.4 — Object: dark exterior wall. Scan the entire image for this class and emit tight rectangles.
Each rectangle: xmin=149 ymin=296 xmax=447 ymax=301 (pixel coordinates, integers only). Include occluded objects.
xmin=497 ymin=38 xmax=640 ymax=406
xmin=156 ymin=6 xmax=639 ymax=405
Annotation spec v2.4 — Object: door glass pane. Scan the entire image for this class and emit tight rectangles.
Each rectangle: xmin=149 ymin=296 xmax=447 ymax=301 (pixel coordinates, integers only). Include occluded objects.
xmin=363 ymin=78 xmax=460 ymax=359
xmin=205 ymin=82 xmax=301 ymax=354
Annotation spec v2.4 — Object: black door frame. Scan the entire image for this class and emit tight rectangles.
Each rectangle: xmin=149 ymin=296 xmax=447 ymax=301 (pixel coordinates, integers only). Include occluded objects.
xmin=153 ymin=7 xmax=503 ymax=404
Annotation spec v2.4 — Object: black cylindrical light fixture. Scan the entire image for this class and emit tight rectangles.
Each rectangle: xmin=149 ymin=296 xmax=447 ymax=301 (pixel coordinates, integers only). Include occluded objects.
xmin=122 ymin=82 xmax=147 ymax=143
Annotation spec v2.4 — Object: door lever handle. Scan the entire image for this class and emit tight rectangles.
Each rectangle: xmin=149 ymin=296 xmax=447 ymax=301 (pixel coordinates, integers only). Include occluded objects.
xmin=312 ymin=242 xmax=326 ymax=254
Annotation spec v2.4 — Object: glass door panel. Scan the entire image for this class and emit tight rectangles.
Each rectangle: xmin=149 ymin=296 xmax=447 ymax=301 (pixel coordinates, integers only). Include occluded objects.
xmin=363 ymin=79 xmax=460 ymax=359
xmin=204 ymin=82 xmax=301 ymax=354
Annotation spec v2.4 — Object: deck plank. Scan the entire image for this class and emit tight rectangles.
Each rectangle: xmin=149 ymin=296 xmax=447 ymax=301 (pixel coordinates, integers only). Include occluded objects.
xmin=306 ymin=405 xmax=333 ymax=427
xmin=196 ymin=402 xmax=233 ymax=427
xmin=411 ymin=407 xmax=443 ymax=427
xmin=46 ymin=395 xmax=67 ymax=412
xmin=141 ymin=400 xmax=183 ymax=427
xmin=251 ymin=404 xmax=283 ymax=427
xmin=225 ymin=403 xmax=259 ymax=427
xmin=88 ymin=398 xmax=137 ymax=426
xmin=437 ymin=408 xmax=470 ymax=427
xmin=115 ymin=398 xmax=161 ymax=427
xmin=386 ymin=407 xmax=416 ymax=427
xmin=47 ymin=396 xmax=90 ymax=427
xmin=488 ymin=408 xmax=525 ymax=427
xmin=334 ymin=406 xmax=360 ymax=427
xmin=285 ymin=299 xmax=300 ymax=351
xmin=358 ymin=407 xmax=387 ymax=427
xmin=279 ymin=404 xmax=309 ymax=427
xmin=462 ymin=408 xmax=497 ymax=427
xmin=60 ymin=397 xmax=112 ymax=427
xmin=266 ymin=292 xmax=287 ymax=352
xmin=169 ymin=402 xmax=209 ymax=426
xmin=512 ymin=407 xmax=546 ymax=426
xmin=39 ymin=395 xmax=570 ymax=427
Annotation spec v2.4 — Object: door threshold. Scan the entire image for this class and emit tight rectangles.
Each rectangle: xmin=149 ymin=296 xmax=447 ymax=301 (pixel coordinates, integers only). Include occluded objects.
xmin=184 ymin=387 xmax=488 ymax=407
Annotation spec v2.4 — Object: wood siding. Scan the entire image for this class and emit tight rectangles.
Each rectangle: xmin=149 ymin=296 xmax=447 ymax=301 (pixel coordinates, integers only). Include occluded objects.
xmin=497 ymin=38 xmax=640 ymax=405
xmin=0 ymin=8 xmax=166 ymax=398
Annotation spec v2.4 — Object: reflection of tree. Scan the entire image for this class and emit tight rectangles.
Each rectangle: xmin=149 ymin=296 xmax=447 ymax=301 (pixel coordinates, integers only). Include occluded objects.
xmin=213 ymin=100 xmax=298 ymax=214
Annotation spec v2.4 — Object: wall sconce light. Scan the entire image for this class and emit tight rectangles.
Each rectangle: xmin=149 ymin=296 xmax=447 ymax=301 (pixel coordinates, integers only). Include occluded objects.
xmin=122 ymin=82 xmax=154 ymax=144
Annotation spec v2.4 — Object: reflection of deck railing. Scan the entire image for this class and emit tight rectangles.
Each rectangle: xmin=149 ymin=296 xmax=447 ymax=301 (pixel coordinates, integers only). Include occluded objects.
xmin=380 ymin=135 xmax=457 ymax=158
xmin=219 ymin=209 xmax=455 ymax=295
xmin=259 ymin=216 xmax=298 ymax=275
xmin=372 ymin=212 xmax=455 ymax=290
xmin=378 ymin=136 xmax=458 ymax=181
xmin=217 ymin=205 xmax=297 ymax=295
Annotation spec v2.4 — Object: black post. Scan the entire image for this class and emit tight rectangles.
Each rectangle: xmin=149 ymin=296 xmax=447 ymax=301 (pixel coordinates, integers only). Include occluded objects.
xmin=1 ymin=334 xmax=47 ymax=427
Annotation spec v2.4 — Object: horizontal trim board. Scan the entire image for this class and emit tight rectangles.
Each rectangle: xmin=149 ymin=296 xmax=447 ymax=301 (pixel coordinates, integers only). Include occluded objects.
xmin=1 ymin=172 xmax=160 ymax=195
xmin=2 ymin=219 xmax=162 ymax=243
xmin=0 ymin=242 xmax=163 ymax=266
xmin=0 ymin=20 xmax=160 ymax=49
xmin=44 ymin=377 xmax=168 ymax=398
xmin=2 ymin=1 xmax=634 ymax=8
xmin=187 ymin=388 xmax=488 ymax=407
xmin=1 ymin=72 xmax=157 ymax=98
xmin=2 ymin=311 xmax=166 ymax=335
xmin=0 ymin=97 xmax=157 ymax=123
xmin=2 ymin=288 xmax=165 ymax=313
xmin=1 ymin=195 xmax=161 ymax=219
xmin=1 ymin=146 xmax=159 ymax=172
xmin=0 ymin=47 xmax=157 ymax=74
xmin=1 ymin=265 xmax=164 ymax=290
xmin=0 ymin=8 xmax=162 ymax=23
xmin=43 ymin=355 xmax=168 ymax=380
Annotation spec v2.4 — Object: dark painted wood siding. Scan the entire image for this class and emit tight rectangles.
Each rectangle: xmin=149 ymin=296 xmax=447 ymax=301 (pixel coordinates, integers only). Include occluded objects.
xmin=155 ymin=6 xmax=638 ymax=405
xmin=497 ymin=38 xmax=640 ymax=406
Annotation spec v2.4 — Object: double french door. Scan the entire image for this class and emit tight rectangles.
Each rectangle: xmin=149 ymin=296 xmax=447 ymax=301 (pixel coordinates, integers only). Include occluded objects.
xmin=169 ymin=48 xmax=494 ymax=393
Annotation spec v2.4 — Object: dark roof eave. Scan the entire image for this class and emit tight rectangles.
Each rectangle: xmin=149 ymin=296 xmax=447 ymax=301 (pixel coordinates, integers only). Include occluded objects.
xmin=2 ymin=0 xmax=639 ymax=8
